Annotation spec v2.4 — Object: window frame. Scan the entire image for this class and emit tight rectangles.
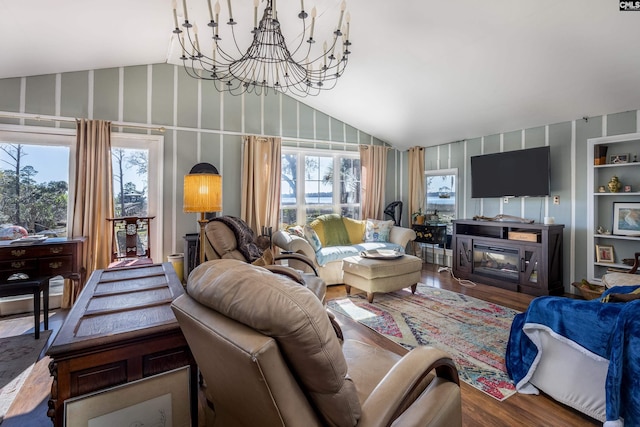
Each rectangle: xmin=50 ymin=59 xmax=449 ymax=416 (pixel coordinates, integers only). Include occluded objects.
xmin=281 ymin=147 xmax=361 ymax=226
xmin=424 ymin=167 xmax=458 ymax=225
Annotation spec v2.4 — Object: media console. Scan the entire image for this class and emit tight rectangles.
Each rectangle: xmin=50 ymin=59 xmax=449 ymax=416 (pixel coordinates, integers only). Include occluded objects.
xmin=452 ymin=219 xmax=564 ymax=296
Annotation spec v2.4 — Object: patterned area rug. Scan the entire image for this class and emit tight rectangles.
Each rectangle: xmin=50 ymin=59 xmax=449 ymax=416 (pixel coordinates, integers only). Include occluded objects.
xmin=328 ymin=284 xmax=519 ymax=401
xmin=0 ymin=330 xmax=51 ymax=423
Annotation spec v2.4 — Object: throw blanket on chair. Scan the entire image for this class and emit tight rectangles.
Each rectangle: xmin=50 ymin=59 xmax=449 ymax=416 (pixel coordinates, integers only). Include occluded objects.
xmin=506 ymin=285 xmax=640 ymax=426
xmin=210 ymin=216 xmax=263 ymax=263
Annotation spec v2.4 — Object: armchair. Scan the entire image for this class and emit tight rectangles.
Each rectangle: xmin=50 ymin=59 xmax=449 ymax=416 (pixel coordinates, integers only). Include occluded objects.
xmin=202 ymin=216 xmax=325 ymax=302
xmin=171 ymin=259 xmax=462 ymax=427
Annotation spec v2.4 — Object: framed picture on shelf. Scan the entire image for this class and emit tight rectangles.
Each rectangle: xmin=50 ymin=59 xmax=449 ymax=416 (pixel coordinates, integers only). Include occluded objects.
xmin=596 ymin=245 xmax=615 ymax=263
xmin=610 ymin=153 xmax=630 ymax=164
xmin=64 ymin=366 xmax=191 ymax=427
xmin=613 ymin=202 xmax=640 ymax=236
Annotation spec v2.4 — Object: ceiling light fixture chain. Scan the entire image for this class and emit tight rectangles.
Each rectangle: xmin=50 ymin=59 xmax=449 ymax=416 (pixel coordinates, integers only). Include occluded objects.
xmin=172 ymin=0 xmax=352 ymax=97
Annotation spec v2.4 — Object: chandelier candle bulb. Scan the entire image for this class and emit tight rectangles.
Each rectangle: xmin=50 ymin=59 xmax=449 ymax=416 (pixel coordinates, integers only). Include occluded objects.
xmin=207 ymin=0 xmax=214 ymax=21
xmin=226 ymin=0 xmax=233 ymax=22
xmin=254 ymin=0 xmax=258 ymax=28
xmin=301 ymin=0 xmax=304 ymax=13
xmin=337 ymin=1 xmax=346 ymax=32
xmin=172 ymin=0 xmax=179 ymax=28
xmin=182 ymin=0 xmax=189 ymax=22
xmin=309 ymin=7 xmax=316 ymax=40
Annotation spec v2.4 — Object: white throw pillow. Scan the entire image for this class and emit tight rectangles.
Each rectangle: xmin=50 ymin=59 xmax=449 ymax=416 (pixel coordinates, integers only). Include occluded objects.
xmin=304 ymin=224 xmax=323 ymax=251
xmin=364 ymin=219 xmax=394 ymax=243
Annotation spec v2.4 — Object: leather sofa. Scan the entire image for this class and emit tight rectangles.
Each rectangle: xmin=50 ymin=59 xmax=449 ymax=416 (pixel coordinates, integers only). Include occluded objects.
xmin=273 ymin=216 xmax=416 ymax=285
xmin=172 ymin=259 xmax=462 ymax=427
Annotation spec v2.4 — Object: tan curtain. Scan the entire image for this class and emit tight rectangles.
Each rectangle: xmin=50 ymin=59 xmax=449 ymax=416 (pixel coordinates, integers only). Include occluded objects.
xmin=65 ymin=119 xmax=114 ymax=307
xmin=408 ymin=146 xmax=425 ymax=225
xmin=359 ymin=145 xmax=388 ymax=220
xmin=241 ymin=135 xmax=282 ymax=234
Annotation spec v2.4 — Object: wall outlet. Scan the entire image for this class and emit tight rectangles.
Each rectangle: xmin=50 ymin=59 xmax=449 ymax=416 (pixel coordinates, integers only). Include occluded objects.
xmin=553 ymin=195 xmax=560 ymax=205
xmin=503 ymin=197 xmax=509 ymax=204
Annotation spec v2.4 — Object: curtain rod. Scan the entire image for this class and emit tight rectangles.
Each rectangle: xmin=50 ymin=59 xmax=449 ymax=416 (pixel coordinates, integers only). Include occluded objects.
xmin=0 ymin=112 xmax=165 ymax=133
xmin=0 ymin=111 xmax=394 ymax=149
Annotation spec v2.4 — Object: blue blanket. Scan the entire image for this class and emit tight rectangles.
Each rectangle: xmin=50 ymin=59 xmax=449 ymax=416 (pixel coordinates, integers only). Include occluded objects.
xmin=506 ymin=285 xmax=640 ymax=425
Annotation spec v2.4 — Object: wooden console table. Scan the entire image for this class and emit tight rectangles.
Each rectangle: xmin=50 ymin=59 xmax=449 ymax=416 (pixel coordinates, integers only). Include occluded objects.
xmin=46 ymin=262 xmax=197 ymax=427
xmin=0 ymin=237 xmax=86 ymax=296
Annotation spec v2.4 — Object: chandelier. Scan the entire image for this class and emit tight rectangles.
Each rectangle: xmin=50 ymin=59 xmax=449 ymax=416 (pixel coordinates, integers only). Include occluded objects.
xmin=172 ymin=0 xmax=352 ymax=97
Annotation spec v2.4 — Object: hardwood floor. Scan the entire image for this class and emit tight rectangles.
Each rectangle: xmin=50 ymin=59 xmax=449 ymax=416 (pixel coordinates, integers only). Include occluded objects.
xmin=1 ymin=263 xmax=598 ymax=426
xmin=328 ymin=263 xmax=600 ymax=427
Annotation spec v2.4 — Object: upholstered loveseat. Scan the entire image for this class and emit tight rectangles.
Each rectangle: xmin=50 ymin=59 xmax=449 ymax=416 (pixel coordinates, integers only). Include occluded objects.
xmin=273 ymin=214 xmax=416 ymax=285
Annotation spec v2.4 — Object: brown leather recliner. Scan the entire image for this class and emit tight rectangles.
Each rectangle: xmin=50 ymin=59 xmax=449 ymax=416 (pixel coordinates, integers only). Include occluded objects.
xmin=202 ymin=217 xmax=326 ymax=302
xmin=171 ymin=259 xmax=462 ymax=427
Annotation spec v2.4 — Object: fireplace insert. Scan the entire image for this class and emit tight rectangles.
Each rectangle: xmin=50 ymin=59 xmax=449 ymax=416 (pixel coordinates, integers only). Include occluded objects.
xmin=472 ymin=244 xmax=519 ymax=283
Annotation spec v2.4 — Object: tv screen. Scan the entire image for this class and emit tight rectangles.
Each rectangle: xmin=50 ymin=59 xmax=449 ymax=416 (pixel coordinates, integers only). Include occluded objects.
xmin=471 ymin=146 xmax=551 ymax=198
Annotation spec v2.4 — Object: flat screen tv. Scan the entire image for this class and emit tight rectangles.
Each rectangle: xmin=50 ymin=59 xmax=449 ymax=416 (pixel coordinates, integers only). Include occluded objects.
xmin=471 ymin=146 xmax=551 ymax=198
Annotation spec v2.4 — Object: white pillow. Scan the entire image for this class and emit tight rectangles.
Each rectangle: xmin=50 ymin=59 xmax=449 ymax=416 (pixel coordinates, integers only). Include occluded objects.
xmin=365 ymin=219 xmax=394 ymax=243
xmin=303 ymin=224 xmax=323 ymax=251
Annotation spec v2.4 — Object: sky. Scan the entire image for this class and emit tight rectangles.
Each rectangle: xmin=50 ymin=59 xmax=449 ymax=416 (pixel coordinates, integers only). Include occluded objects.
xmin=0 ymin=144 xmax=146 ymax=190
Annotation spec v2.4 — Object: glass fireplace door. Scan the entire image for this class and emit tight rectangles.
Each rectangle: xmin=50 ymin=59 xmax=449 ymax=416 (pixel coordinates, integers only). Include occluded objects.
xmin=472 ymin=244 xmax=520 ymax=283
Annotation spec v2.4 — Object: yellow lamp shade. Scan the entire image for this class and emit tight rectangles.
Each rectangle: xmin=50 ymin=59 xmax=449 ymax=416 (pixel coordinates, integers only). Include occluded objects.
xmin=183 ymin=173 xmax=222 ymax=213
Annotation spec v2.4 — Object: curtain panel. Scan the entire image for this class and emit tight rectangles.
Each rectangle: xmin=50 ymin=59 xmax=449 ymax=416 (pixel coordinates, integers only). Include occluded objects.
xmin=408 ymin=146 xmax=425 ymax=225
xmin=66 ymin=119 xmax=114 ymax=307
xmin=359 ymin=145 xmax=388 ymax=220
xmin=241 ymin=135 xmax=282 ymax=234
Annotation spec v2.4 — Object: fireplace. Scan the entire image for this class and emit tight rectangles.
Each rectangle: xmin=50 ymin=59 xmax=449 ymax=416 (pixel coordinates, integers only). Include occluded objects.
xmin=472 ymin=244 xmax=520 ymax=283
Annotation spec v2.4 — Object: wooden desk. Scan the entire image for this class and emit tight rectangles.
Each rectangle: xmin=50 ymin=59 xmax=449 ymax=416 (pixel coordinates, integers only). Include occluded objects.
xmin=46 ymin=262 xmax=197 ymax=427
xmin=0 ymin=237 xmax=85 ymax=296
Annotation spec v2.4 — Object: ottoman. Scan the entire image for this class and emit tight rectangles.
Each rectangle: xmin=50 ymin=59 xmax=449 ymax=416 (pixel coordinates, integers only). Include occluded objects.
xmin=342 ymin=254 xmax=423 ymax=303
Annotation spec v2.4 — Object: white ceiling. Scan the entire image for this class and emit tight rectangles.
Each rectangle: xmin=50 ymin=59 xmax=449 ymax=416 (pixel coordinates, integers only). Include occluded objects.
xmin=3 ymin=0 xmax=640 ymax=150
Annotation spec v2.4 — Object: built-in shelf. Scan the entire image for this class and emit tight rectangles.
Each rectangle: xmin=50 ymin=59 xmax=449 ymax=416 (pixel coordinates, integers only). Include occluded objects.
xmin=587 ymin=132 xmax=640 ymax=282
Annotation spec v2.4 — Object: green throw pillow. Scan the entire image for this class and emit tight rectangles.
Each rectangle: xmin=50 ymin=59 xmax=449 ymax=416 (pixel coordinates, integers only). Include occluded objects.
xmin=310 ymin=214 xmax=350 ymax=247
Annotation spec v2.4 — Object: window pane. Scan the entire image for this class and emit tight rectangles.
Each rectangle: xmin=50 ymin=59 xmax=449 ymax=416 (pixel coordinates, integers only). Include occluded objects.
xmin=281 ymin=153 xmax=297 ymax=206
xmin=0 ymin=143 xmax=69 ymax=236
xmin=304 ymin=155 xmax=332 ymax=205
xmin=112 ymin=148 xmax=149 ymax=217
xmin=340 ymin=158 xmax=360 ymax=204
xmin=426 ymin=173 xmax=456 ymax=222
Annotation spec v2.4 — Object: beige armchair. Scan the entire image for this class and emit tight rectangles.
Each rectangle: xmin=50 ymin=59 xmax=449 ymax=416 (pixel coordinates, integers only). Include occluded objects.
xmin=171 ymin=259 xmax=462 ymax=427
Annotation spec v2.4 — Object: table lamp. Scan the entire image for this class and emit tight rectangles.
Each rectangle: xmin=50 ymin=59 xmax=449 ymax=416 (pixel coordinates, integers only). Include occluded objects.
xmin=183 ymin=163 xmax=222 ymax=265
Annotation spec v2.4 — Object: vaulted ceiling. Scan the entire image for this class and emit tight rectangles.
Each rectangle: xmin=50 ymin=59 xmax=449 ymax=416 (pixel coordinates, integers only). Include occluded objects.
xmin=3 ymin=0 xmax=640 ymax=150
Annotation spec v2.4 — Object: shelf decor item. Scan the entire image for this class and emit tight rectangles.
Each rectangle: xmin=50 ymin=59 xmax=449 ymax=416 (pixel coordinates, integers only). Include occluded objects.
xmin=613 ymin=202 xmax=640 ymax=236
xmin=608 ymin=175 xmax=622 ymax=193
xmin=594 ymin=145 xmax=608 ymax=165
xmin=596 ymin=244 xmax=615 ymax=263
xmin=610 ymin=154 xmax=630 ymax=164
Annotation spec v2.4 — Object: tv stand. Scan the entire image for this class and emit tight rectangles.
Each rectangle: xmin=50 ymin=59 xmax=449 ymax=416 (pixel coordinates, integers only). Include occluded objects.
xmin=452 ymin=219 xmax=564 ymax=296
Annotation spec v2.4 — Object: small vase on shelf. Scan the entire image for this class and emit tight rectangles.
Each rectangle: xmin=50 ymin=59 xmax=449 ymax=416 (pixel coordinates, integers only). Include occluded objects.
xmin=608 ymin=176 xmax=622 ymax=193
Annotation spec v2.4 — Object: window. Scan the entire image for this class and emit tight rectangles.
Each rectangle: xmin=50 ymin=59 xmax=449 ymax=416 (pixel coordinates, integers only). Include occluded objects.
xmin=0 ymin=142 xmax=70 ymax=236
xmin=281 ymin=149 xmax=360 ymax=226
xmin=0 ymin=127 xmax=74 ymax=315
xmin=425 ymin=168 xmax=457 ymax=225
xmin=111 ymin=134 xmax=163 ymax=263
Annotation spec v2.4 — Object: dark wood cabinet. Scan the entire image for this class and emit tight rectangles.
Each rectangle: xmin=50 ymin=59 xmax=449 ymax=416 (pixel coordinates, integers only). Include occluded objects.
xmin=452 ymin=220 xmax=564 ymax=296
xmin=46 ymin=263 xmax=197 ymax=427
xmin=0 ymin=237 xmax=85 ymax=285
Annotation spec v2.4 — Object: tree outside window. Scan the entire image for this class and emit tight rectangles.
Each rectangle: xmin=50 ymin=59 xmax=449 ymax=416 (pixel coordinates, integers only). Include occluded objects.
xmin=0 ymin=143 xmax=69 ymax=236
xmin=280 ymin=149 xmax=360 ymax=227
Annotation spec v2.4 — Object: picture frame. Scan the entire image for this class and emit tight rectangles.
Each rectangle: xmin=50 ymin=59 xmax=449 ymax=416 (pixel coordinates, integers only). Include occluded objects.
xmin=609 ymin=153 xmax=630 ymax=164
xmin=596 ymin=245 xmax=615 ymax=263
xmin=613 ymin=202 xmax=640 ymax=237
xmin=64 ymin=366 xmax=191 ymax=427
